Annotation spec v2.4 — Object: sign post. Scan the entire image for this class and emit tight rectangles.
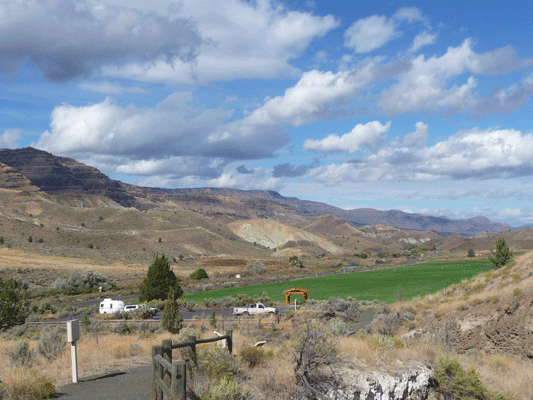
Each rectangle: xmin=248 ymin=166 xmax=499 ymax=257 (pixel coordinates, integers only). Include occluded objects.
xmin=67 ymin=320 xmax=80 ymax=383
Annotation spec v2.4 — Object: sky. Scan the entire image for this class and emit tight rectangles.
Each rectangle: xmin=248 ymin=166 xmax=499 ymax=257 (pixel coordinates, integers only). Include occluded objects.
xmin=1 ymin=0 xmax=533 ymax=227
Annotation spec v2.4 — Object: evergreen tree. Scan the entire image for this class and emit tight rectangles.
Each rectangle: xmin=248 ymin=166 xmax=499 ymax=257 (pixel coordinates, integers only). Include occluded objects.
xmin=488 ymin=237 xmax=513 ymax=269
xmin=161 ymin=288 xmax=183 ymax=334
xmin=0 ymin=278 xmax=31 ymax=331
xmin=139 ymin=254 xmax=183 ymax=302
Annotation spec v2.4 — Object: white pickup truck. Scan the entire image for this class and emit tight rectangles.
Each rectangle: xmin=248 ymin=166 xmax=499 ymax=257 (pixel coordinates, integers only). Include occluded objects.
xmin=233 ymin=303 xmax=277 ymax=316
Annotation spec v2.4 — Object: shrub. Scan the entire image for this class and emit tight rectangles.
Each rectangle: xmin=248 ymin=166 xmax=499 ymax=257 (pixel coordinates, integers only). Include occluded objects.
xmin=193 ymin=377 xmax=251 ymax=400
xmin=327 ymin=318 xmax=350 ymax=336
xmin=246 ymin=260 xmax=266 ymax=275
xmin=365 ymin=305 xmax=415 ymax=336
xmin=133 ymin=306 xmax=157 ymax=320
xmin=289 ymin=256 xmax=303 ymax=268
xmin=117 ymin=322 xmax=135 ymax=335
xmin=7 ymin=340 xmax=35 ymax=366
xmin=197 ymin=344 xmax=244 ymax=379
xmin=50 ymin=270 xmax=113 ymax=294
xmin=320 ymin=297 xmax=360 ymax=321
xmin=0 ymin=369 xmax=56 ymax=400
xmin=0 ymin=235 xmax=4 ymax=244
xmin=0 ymin=278 xmax=31 ymax=331
xmin=235 ymin=294 xmax=254 ymax=307
xmin=434 ymin=357 xmax=486 ymax=399
xmin=31 ymin=301 xmax=57 ymax=316
xmin=140 ymin=254 xmax=183 ymax=301
xmin=37 ymin=326 xmax=66 ymax=361
xmin=240 ymin=345 xmax=266 ymax=367
xmin=468 ymin=248 xmax=476 ymax=257
xmin=293 ymin=321 xmax=337 ymax=398
xmin=190 ymin=268 xmax=209 ymax=280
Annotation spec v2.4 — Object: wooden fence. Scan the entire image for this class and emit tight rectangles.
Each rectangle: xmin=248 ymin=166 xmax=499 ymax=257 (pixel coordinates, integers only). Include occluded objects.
xmin=152 ymin=331 xmax=233 ymax=400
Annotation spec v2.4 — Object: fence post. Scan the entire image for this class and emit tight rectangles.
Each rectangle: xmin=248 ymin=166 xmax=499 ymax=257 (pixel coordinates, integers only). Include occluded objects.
xmin=171 ymin=360 xmax=187 ymax=400
xmin=152 ymin=345 xmax=163 ymax=400
xmin=226 ymin=330 xmax=233 ymax=354
xmin=187 ymin=336 xmax=197 ymax=366
xmin=162 ymin=339 xmax=172 ymax=364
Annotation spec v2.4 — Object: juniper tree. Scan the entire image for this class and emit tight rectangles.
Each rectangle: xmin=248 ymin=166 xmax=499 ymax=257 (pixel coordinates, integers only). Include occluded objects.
xmin=161 ymin=288 xmax=183 ymax=334
xmin=488 ymin=237 xmax=513 ymax=269
xmin=140 ymin=254 xmax=183 ymax=302
xmin=0 ymin=278 xmax=31 ymax=331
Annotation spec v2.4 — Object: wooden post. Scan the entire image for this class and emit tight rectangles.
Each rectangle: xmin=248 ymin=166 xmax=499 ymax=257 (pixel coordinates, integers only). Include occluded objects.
xmin=226 ymin=330 xmax=233 ymax=354
xmin=171 ymin=360 xmax=187 ymax=400
xmin=187 ymin=336 xmax=197 ymax=366
xmin=162 ymin=339 xmax=172 ymax=364
xmin=152 ymin=345 xmax=163 ymax=400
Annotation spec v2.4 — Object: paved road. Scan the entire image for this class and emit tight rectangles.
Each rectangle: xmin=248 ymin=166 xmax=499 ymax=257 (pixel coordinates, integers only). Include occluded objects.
xmin=58 ymin=364 xmax=153 ymax=400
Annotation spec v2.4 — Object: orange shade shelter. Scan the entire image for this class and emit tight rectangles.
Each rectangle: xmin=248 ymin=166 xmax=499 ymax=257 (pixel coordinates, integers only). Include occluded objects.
xmin=283 ymin=287 xmax=310 ymax=305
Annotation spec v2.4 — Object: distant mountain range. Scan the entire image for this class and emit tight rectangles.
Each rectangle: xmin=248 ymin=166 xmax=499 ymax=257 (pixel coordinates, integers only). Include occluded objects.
xmin=0 ymin=147 xmax=513 ymax=236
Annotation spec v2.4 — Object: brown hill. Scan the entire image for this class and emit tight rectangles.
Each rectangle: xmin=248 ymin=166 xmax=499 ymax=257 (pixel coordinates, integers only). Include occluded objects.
xmin=227 ymin=218 xmax=343 ymax=257
xmin=0 ymin=147 xmax=515 ymax=237
xmin=302 ymin=214 xmax=363 ymax=237
xmin=0 ymin=162 xmax=42 ymax=192
xmin=0 ymin=147 xmax=136 ymax=207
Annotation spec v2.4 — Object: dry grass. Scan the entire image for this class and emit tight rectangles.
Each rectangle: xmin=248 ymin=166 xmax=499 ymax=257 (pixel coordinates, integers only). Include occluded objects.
xmin=1 ymin=312 xmax=532 ymax=399
xmin=335 ymin=334 xmax=532 ymax=398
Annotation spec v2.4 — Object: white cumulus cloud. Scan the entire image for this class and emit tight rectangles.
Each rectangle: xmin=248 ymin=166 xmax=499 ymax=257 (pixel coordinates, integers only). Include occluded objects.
xmin=409 ymin=32 xmax=437 ymax=53
xmin=303 ymin=121 xmax=390 ymax=153
xmin=307 ymin=125 xmax=533 ymax=183
xmin=103 ymin=0 xmax=340 ymax=84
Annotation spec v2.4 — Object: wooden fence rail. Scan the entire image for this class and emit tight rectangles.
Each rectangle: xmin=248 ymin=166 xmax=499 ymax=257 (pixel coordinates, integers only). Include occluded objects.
xmin=152 ymin=331 xmax=233 ymax=400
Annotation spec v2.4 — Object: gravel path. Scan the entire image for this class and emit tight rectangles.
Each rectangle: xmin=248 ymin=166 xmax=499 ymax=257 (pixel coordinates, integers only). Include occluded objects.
xmin=57 ymin=364 xmax=153 ymax=400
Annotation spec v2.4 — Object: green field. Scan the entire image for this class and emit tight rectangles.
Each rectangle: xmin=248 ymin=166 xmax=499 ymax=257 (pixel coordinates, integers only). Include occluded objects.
xmin=183 ymin=260 xmax=493 ymax=304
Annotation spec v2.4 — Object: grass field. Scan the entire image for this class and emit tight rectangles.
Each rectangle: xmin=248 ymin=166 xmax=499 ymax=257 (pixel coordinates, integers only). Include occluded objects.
xmin=183 ymin=260 xmax=494 ymax=304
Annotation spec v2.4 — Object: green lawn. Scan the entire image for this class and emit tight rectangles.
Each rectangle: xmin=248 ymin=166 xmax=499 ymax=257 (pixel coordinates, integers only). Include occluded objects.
xmin=183 ymin=260 xmax=493 ymax=304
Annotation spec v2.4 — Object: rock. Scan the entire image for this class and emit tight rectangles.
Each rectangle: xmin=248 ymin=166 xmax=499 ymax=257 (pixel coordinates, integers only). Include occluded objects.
xmin=332 ymin=362 xmax=437 ymax=400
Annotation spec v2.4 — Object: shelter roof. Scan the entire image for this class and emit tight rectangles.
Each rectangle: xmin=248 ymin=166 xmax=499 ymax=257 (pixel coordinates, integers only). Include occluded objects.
xmin=283 ymin=287 xmax=310 ymax=294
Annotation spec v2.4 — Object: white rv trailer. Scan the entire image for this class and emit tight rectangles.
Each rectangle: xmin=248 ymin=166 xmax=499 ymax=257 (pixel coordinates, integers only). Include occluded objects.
xmin=99 ymin=298 xmax=125 ymax=314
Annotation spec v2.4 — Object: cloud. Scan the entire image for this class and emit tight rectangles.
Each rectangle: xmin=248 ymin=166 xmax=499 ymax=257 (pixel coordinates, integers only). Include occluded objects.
xmin=0 ymin=0 xmax=201 ymax=82
xmin=378 ymin=39 xmax=532 ymax=116
xmin=236 ymin=165 xmax=254 ymax=174
xmin=243 ymin=65 xmax=378 ymax=127
xmin=303 ymin=121 xmax=390 ymax=153
xmin=272 ymin=161 xmax=318 ymax=178
xmin=78 ymin=82 xmax=147 ymax=95
xmin=344 ymin=15 xmax=400 ymax=53
xmin=201 ymin=169 xmax=284 ymax=191
xmin=344 ymin=7 xmax=428 ymax=53
xmin=307 ymin=125 xmax=533 ymax=183
xmin=34 ymin=92 xmax=290 ymax=178
xmin=474 ymin=76 xmax=533 ymax=116
xmin=408 ymin=32 xmax=437 ymax=53
xmin=0 ymin=129 xmax=22 ymax=148
xmin=103 ymin=0 xmax=339 ymax=84
xmin=402 ymin=122 xmax=428 ymax=147
xmin=114 ymin=156 xmax=225 ymax=179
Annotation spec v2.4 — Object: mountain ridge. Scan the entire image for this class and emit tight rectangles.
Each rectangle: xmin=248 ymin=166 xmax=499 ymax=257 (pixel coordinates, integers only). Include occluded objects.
xmin=0 ymin=147 xmax=512 ymax=236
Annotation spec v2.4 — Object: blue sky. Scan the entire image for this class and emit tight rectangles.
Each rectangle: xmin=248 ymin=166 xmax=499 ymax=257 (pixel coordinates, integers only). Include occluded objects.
xmin=2 ymin=0 xmax=533 ymax=227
